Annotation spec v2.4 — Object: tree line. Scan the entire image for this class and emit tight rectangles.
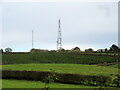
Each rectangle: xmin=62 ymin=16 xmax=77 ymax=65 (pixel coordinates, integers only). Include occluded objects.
xmin=1 ymin=44 xmax=120 ymax=53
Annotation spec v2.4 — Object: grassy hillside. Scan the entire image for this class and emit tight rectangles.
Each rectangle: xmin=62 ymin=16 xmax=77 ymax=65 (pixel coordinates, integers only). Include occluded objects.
xmin=2 ymin=79 xmax=100 ymax=88
xmin=2 ymin=64 xmax=119 ymax=77
xmin=2 ymin=52 xmax=118 ymax=65
xmin=108 ymin=64 xmax=119 ymax=69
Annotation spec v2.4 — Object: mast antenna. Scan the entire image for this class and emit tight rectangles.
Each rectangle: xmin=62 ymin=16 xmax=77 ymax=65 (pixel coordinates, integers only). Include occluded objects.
xmin=57 ymin=19 xmax=62 ymax=50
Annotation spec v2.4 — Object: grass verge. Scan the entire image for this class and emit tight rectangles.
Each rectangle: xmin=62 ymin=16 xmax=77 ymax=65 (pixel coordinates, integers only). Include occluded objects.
xmin=2 ymin=79 xmax=100 ymax=88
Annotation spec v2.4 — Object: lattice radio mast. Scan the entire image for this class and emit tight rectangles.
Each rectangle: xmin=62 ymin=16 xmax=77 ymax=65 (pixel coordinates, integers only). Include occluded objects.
xmin=57 ymin=19 xmax=62 ymax=50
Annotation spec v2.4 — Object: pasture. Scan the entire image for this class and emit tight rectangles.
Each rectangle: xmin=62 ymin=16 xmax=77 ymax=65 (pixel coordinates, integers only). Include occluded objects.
xmin=2 ymin=52 xmax=119 ymax=88
xmin=2 ymin=52 xmax=118 ymax=65
xmin=108 ymin=64 xmax=119 ymax=69
xmin=2 ymin=79 xmax=100 ymax=88
xmin=2 ymin=64 xmax=119 ymax=77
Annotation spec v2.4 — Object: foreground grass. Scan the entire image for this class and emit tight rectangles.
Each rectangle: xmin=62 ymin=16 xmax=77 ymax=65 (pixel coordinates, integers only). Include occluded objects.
xmin=108 ymin=64 xmax=119 ymax=69
xmin=2 ymin=64 xmax=119 ymax=77
xmin=2 ymin=79 xmax=99 ymax=88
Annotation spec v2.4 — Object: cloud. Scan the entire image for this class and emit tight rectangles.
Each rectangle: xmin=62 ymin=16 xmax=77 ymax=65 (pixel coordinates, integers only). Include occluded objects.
xmin=2 ymin=2 xmax=118 ymax=51
xmin=1 ymin=0 xmax=119 ymax=2
xmin=0 ymin=3 xmax=2 ymax=48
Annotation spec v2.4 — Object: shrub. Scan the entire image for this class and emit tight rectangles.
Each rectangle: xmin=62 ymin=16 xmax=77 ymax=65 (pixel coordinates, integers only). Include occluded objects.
xmin=113 ymin=75 xmax=120 ymax=87
xmin=2 ymin=70 xmax=112 ymax=87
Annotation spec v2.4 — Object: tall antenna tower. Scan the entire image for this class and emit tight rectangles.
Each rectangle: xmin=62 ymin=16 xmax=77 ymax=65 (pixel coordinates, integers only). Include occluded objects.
xmin=57 ymin=19 xmax=62 ymax=50
xmin=32 ymin=30 xmax=34 ymax=49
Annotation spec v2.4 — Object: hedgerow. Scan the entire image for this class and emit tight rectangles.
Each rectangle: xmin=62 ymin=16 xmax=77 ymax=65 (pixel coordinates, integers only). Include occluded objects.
xmin=2 ymin=70 xmax=113 ymax=87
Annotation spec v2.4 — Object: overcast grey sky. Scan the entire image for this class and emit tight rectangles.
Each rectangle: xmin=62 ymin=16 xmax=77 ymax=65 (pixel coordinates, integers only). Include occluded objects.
xmin=1 ymin=2 xmax=118 ymax=51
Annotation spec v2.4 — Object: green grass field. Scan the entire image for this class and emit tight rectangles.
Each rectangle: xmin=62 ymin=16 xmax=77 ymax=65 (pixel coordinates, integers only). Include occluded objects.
xmin=2 ymin=52 xmax=119 ymax=88
xmin=2 ymin=64 xmax=119 ymax=77
xmin=108 ymin=64 xmax=119 ymax=69
xmin=2 ymin=52 xmax=118 ymax=65
xmin=2 ymin=79 xmax=101 ymax=88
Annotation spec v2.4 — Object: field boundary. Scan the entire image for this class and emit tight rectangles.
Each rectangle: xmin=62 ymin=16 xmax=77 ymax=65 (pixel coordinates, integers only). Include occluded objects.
xmin=2 ymin=70 xmax=113 ymax=87
xmin=2 ymin=52 xmax=120 ymax=57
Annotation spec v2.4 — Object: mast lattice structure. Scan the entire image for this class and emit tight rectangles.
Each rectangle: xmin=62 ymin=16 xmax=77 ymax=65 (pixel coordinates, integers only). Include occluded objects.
xmin=57 ymin=19 xmax=62 ymax=50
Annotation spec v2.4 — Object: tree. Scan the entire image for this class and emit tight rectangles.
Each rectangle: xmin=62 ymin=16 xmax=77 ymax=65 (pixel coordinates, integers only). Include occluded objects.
xmin=30 ymin=48 xmax=36 ymax=52
xmin=109 ymin=44 xmax=119 ymax=52
xmin=0 ymin=49 xmax=3 ymax=53
xmin=71 ymin=47 xmax=81 ymax=52
xmin=42 ymin=69 xmax=57 ymax=89
xmin=85 ymin=48 xmax=93 ymax=53
xmin=5 ymin=48 xmax=12 ymax=52
xmin=60 ymin=48 xmax=65 ymax=52
xmin=105 ymin=48 xmax=108 ymax=52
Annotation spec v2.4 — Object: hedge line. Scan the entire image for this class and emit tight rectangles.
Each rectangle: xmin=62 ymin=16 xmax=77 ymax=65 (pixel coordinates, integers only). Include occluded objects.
xmin=55 ymin=73 xmax=112 ymax=86
xmin=3 ymin=52 xmax=119 ymax=57
xmin=2 ymin=70 xmax=112 ymax=86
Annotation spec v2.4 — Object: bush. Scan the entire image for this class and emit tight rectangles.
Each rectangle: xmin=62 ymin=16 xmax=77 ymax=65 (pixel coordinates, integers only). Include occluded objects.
xmin=2 ymin=70 xmax=112 ymax=87
xmin=113 ymin=75 xmax=120 ymax=87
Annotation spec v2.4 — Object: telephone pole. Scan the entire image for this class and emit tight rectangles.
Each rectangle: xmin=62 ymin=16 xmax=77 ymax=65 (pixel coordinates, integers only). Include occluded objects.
xmin=57 ymin=19 xmax=62 ymax=50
